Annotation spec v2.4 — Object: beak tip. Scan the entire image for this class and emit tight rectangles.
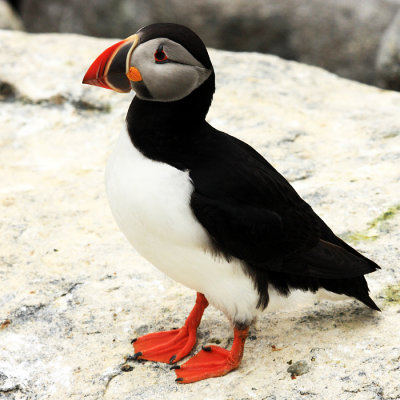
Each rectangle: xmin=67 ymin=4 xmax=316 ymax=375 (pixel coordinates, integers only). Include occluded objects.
xmin=82 ymin=35 xmax=139 ymax=93
xmin=82 ymin=75 xmax=93 ymax=86
xmin=82 ymin=69 xmax=95 ymax=86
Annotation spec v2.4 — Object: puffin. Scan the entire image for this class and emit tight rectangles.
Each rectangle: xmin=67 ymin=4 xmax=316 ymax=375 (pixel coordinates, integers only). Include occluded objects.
xmin=82 ymin=23 xmax=380 ymax=383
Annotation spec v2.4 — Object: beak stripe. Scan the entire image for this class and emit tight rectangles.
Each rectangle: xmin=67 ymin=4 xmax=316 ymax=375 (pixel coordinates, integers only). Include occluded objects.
xmin=105 ymin=41 xmax=136 ymax=92
xmin=126 ymin=35 xmax=140 ymax=72
xmin=82 ymin=34 xmax=139 ymax=93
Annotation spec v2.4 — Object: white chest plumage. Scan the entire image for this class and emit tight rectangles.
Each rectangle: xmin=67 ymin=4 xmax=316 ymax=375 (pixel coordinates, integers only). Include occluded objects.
xmin=106 ymin=127 xmax=207 ymax=252
xmin=105 ymin=128 xmax=259 ymax=324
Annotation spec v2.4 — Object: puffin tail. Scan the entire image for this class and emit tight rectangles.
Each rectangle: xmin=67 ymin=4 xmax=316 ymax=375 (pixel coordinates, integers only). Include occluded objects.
xmin=299 ymin=240 xmax=381 ymax=311
xmin=352 ymin=280 xmax=381 ymax=311
xmin=360 ymin=295 xmax=381 ymax=311
xmin=317 ymin=275 xmax=381 ymax=311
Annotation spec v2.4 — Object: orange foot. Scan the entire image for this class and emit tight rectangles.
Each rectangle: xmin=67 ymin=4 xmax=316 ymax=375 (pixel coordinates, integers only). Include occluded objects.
xmin=174 ymin=327 xmax=249 ymax=383
xmin=132 ymin=293 xmax=208 ymax=364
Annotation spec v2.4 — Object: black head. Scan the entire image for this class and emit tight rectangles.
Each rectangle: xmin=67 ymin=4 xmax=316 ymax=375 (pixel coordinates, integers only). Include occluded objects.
xmin=83 ymin=23 xmax=214 ymax=103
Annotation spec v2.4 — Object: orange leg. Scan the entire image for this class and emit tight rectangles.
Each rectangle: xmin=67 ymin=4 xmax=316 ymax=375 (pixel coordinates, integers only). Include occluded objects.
xmin=132 ymin=292 xmax=208 ymax=364
xmin=174 ymin=326 xmax=249 ymax=383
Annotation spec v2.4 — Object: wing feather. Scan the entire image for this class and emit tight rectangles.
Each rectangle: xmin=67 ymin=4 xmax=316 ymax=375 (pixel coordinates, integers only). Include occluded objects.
xmin=189 ymin=128 xmax=379 ymax=279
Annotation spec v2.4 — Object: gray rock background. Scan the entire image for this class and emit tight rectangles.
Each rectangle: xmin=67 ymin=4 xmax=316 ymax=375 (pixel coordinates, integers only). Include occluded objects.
xmin=0 ymin=30 xmax=400 ymax=399
xmin=0 ymin=0 xmax=23 ymax=30
xmin=376 ymin=10 xmax=400 ymax=90
xmin=8 ymin=0 xmax=400 ymax=90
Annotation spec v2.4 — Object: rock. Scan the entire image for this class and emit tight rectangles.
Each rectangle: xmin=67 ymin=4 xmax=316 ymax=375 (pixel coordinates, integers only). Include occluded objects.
xmin=18 ymin=0 xmax=153 ymax=37
xmin=0 ymin=30 xmax=400 ymax=399
xmin=120 ymin=364 xmax=134 ymax=372
xmin=285 ymin=0 xmax=397 ymax=86
xmin=0 ymin=0 xmax=24 ymax=30
xmin=17 ymin=0 xmax=400 ymax=88
xmin=287 ymin=360 xmax=311 ymax=377
xmin=376 ymin=10 xmax=400 ymax=90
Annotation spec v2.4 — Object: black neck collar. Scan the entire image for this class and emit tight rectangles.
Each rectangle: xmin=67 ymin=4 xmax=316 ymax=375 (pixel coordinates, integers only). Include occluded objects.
xmin=126 ymin=73 xmax=215 ymax=170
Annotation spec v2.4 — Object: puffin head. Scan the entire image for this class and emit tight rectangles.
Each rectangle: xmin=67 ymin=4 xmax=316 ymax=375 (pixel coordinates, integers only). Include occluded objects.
xmin=82 ymin=23 xmax=213 ymax=103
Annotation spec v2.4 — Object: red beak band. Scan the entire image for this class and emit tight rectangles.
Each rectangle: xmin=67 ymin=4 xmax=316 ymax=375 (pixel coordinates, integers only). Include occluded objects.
xmin=82 ymin=34 xmax=139 ymax=93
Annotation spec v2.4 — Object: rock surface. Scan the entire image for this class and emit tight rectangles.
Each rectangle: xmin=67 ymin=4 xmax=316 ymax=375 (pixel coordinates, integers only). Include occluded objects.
xmin=17 ymin=0 xmax=400 ymax=89
xmin=0 ymin=30 xmax=399 ymax=400
xmin=287 ymin=360 xmax=311 ymax=377
xmin=0 ymin=0 xmax=23 ymax=30
xmin=376 ymin=10 xmax=400 ymax=90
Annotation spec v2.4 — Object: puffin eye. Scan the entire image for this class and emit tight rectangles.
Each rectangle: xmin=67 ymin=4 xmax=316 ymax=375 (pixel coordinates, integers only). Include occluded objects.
xmin=154 ymin=45 xmax=168 ymax=63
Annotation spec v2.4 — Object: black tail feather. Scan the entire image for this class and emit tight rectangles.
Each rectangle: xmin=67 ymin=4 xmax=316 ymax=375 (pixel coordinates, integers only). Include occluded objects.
xmin=318 ymin=275 xmax=381 ymax=311
xmin=248 ymin=265 xmax=380 ymax=311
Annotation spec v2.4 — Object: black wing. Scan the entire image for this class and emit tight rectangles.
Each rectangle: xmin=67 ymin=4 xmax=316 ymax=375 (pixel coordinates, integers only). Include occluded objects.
xmin=191 ymin=191 xmax=377 ymax=279
xmin=189 ymin=126 xmax=380 ymax=308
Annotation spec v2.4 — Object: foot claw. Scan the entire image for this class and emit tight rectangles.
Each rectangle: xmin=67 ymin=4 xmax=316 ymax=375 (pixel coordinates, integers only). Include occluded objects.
xmin=132 ymin=351 xmax=142 ymax=360
xmin=202 ymin=346 xmax=212 ymax=352
xmin=175 ymin=377 xmax=184 ymax=383
xmin=170 ymin=365 xmax=180 ymax=370
xmin=169 ymin=355 xmax=177 ymax=364
xmin=131 ymin=293 xmax=208 ymax=364
xmin=131 ymin=338 xmax=137 ymax=344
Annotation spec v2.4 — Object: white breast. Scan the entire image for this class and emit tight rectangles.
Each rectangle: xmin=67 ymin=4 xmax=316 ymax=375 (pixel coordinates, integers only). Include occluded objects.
xmin=105 ymin=128 xmax=259 ymax=325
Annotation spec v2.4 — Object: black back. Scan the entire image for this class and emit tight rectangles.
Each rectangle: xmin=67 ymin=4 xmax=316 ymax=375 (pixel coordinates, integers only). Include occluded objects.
xmin=126 ymin=25 xmax=380 ymax=313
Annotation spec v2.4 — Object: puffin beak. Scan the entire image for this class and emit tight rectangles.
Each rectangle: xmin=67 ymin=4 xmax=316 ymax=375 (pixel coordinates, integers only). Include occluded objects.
xmin=82 ymin=34 xmax=140 ymax=93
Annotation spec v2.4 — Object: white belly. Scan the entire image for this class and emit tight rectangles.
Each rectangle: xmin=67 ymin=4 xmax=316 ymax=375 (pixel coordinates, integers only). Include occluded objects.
xmin=105 ymin=128 xmax=259 ymax=325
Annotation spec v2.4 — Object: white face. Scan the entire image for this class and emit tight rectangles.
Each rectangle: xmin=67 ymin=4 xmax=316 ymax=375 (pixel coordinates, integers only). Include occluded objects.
xmin=129 ymin=38 xmax=212 ymax=102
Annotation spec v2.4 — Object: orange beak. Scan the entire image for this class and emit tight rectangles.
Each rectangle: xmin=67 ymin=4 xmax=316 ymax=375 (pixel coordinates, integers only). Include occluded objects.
xmin=82 ymin=34 xmax=140 ymax=93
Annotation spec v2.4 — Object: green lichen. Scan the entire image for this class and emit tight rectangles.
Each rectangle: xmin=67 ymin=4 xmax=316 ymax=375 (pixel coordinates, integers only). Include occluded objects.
xmin=341 ymin=203 xmax=400 ymax=245
xmin=383 ymin=132 xmax=400 ymax=139
xmin=384 ymin=284 xmax=400 ymax=305
xmin=367 ymin=204 xmax=400 ymax=230
xmin=342 ymin=232 xmax=378 ymax=245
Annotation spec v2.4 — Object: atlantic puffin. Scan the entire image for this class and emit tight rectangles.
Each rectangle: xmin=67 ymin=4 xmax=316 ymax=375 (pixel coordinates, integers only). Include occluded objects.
xmin=82 ymin=23 xmax=380 ymax=383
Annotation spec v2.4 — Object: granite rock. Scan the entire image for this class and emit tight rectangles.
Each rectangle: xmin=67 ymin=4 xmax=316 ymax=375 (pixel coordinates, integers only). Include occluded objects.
xmin=0 ymin=30 xmax=399 ymax=400
xmin=17 ymin=0 xmax=400 ymax=89
xmin=376 ymin=10 xmax=400 ymax=90
xmin=0 ymin=0 xmax=23 ymax=31
xmin=287 ymin=360 xmax=311 ymax=377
